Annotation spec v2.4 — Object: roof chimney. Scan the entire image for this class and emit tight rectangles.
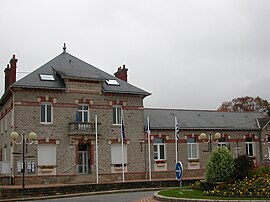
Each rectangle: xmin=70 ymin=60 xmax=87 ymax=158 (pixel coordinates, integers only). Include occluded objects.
xmin=114 ymin=64 xmax=128 ymax=82
xmin=4 ymin=55 xmax=17 ymax=91
xmin=4 ymin=64 xmax=11 ymax=91
xmin=9 ymin=54 xmax=17 ymax=85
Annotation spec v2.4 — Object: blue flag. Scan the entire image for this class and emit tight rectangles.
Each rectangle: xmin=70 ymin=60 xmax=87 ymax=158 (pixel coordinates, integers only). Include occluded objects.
xmin=76 ymin=110 xmax=79 ymax=124
xmin=121 ymin=118 xmax=126 ymax=139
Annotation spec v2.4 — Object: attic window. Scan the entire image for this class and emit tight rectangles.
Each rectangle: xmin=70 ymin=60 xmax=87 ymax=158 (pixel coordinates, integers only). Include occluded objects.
xmin=106 ymin=79 xmax=119 ymax=86
xmin=40 ymin=74 xmax=55 ymax=81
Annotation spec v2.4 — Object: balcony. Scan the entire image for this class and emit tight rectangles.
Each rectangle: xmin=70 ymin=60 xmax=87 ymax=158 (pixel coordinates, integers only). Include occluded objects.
xmin=69 ymin=122 xmax=99 ymax=136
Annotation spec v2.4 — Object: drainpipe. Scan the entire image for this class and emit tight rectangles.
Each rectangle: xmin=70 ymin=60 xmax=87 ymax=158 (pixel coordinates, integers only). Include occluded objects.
xmin=9 ymin=88 xmax=15 ymax=181
xmin=256 ymin=119 xmax=263 ymax=162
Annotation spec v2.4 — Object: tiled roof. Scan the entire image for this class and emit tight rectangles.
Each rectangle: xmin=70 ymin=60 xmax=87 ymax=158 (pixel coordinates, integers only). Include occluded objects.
xmin=13 ymin=51 xmax=150 ymax=96
xmin=144 ymin=108 xmax=265 ymax=131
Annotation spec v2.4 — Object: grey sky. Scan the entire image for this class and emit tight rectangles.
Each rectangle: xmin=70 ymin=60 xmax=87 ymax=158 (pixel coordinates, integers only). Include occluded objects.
xmin=1 ymin=0 xmax=270 ymax=110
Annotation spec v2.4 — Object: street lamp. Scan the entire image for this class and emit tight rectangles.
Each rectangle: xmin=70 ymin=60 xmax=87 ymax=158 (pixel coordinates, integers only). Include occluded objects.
xmin=199 ymin=132 xmax=221 ymax=152
xmin=10 ymin=130 xmax=37 ymax=188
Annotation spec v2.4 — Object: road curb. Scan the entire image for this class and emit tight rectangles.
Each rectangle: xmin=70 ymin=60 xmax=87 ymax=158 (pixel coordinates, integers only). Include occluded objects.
xmin=153 ymin=191 xmax=270 ymax=202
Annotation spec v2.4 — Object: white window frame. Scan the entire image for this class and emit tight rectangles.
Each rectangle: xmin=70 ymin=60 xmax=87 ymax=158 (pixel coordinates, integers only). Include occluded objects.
xmin=111 ymin=144 xmax=127 ymax=164
xmin=78 ymin=104 xmax=89 ymax=123
xmin=113 ymin=106 xmax=122 ymax=125
xmin=40 ymin=102 xmax=53 ymax=124
xmin=154 ymin=138 xmax=166 ymax=160
xmin=187 ymin=137 xmax=198 ymax=159
xmin=245 ymin=137 xmax=254 ymax=157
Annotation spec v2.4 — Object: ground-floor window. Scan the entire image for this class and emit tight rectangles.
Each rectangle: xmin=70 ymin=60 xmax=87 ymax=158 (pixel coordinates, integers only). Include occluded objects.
xmin=218 ymin=137 xmax=228 ymax=148
xmin=245 ymin=137 xmax=254 ymax=157
xmin=111 ymin=144 xmax=127 ymax=165
xmin=187 ymin=137 xmax=198 ymax=159
xmin=38 ymin=144 xmax=56 ymax=166
xmin=154 ymin=138 xmax=165 ymax=160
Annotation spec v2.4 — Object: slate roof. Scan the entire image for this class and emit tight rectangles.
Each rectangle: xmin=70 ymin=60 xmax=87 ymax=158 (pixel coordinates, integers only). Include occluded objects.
xmin=257 ymin=117 xmax=270 ymax=129
xmin=13 ymin=51 xmax=150 ymax=96
xmin=144 ymin=108 xmax=265 ymax=131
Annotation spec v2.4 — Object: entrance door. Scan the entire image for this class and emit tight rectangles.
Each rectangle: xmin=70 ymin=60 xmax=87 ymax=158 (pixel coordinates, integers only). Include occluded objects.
xmin=78 ymin=144 xmax=89 ymax=174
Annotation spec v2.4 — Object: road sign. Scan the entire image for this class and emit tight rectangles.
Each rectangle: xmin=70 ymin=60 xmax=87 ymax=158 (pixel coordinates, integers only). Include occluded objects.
xmin=176 ymin=161 xmax=183 ymax=181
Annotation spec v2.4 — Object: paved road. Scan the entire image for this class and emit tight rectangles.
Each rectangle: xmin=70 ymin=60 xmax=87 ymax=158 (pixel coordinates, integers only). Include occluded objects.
xmin=27 ymin=190 xmax=158 ymax=202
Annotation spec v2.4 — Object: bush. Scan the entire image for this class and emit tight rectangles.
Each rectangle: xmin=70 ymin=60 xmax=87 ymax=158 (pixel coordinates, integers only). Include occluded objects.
xmin=234 ymin=155 xmax=253 ymax=180
xmin=205 ymin=146 xmax=235 ymax=182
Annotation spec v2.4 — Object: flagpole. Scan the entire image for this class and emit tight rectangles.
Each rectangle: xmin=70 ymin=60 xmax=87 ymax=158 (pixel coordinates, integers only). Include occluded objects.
xmin=147 ymin=116 xmax=152 ymax=181
xmin=175 ymin=116 xmax=178 ymax=164
xmin=121 ymin=116 xmax=125 ymax=182
xmin=95 ymin=114 xmax=98 ymax=184
xmin=268 ymin=145 xmax=270 ymax=161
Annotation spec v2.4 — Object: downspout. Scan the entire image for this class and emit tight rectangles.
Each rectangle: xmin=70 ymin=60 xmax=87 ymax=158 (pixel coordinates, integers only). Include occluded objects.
xmin=255 ymin=118 xmax=263 ymax=162
xmin=9 ymin=88 xmax=15 ymax=181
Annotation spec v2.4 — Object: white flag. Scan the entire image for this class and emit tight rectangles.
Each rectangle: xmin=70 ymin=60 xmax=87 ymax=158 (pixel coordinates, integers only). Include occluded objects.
xmin=175 ymin=117 xmax=180 ymax=141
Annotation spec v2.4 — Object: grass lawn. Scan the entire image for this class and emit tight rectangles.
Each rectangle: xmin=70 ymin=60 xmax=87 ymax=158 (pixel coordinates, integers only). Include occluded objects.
xmin=158 ymin=188 xmax=269 ymax=200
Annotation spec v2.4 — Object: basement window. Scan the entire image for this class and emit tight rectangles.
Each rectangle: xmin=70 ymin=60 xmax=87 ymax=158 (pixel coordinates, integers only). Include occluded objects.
xmin=40 ymin=74 xmax=55 ymax=81
xmin=106 ymin=79 xmax=119 ymax=86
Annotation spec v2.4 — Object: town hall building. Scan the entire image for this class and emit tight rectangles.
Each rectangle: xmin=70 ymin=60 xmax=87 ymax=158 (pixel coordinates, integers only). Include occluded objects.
xmin=0 ymin=46 xmax=270 ymax=185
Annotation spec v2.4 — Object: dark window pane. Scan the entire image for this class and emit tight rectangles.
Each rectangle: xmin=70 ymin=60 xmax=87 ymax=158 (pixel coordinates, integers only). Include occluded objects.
xmin=117 ymin=108 xmax=121 ymax=124
xmin=47 ymin=105 xmax=51 ymax=122
xmin=113 ymin=108 xmax=117 ymax=124
xmin=154 ymin=138 xmax=164 ymax=143
xmin=160 ymin=145 xmax=165 ymax=159
xmin=249 ymin=144 xmax=253 ymax=156
xmin=187 ymin=138 xmax=195 ymax=143
xmin=41 ymin=105 xmax=45 ymax=122
xmin=84 ymin=112 xmax=88 ymax=122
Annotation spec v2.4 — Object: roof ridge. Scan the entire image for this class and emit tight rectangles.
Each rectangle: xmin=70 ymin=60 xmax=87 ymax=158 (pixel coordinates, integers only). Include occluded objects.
xmin=144 ymin=108 xmax=218 ymax=112
xmin=144 ymin=107 xmax=264 ymax=114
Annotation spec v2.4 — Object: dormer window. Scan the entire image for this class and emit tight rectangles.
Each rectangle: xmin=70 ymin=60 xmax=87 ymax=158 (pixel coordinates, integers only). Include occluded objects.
xmin=40 ymin=74 xmax=55 ymax=81
xmin=106 ymin=79 xmax=119 ymax=86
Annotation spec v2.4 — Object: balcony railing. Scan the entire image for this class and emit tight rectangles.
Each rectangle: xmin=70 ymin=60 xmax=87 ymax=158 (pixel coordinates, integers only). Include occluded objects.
xmin=69 ymin=122 xmax=98 ymax=135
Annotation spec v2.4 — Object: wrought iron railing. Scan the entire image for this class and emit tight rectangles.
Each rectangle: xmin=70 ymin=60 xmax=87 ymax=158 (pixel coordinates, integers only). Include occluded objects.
xmin=69 ymin=122 xmax=97 ymax=134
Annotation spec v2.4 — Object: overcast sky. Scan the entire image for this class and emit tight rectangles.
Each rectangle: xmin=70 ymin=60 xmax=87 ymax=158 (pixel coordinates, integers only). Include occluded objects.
xmin=1 ymin=0 xmax=270 ymax=110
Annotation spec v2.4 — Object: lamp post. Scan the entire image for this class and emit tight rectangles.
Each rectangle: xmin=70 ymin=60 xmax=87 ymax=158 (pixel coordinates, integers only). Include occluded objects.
xmin=199 ymin=132 xmax=221 ymax=152
xmin=10 ymin=130 xmax=37 ymax=188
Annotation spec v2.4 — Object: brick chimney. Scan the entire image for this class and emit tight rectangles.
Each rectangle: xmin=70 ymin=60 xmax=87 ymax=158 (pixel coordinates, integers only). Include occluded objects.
xmin=10 ymin=55 xmax=17 ymax=84
xmin=114 ymin=64 xmax=128 ymax=82
xmin=4 ymin=55 xmax=17 ymax=91
xmin=4 ymin=64 xmax=11 ymax=91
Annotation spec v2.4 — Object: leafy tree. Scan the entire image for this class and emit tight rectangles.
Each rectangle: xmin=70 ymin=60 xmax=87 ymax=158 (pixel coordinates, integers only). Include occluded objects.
xmin=205 ymin=147 xmax=235 ymax=182
xmin=217 ymin=96 xmax=270 ymax=116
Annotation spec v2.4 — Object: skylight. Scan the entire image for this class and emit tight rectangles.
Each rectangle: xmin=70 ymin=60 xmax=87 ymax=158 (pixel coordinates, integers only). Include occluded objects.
xmin=106 ymin=79 xmax=119 ymax=86
xmin=40 ymin=74 xmax=55 ymax=81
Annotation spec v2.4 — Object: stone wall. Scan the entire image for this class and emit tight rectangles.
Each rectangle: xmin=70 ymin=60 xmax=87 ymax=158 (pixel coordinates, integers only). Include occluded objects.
xmin=0 ymin=179 xmax=198 ymax=200
xmin=11 ymin=169 xmax=204 ymax=185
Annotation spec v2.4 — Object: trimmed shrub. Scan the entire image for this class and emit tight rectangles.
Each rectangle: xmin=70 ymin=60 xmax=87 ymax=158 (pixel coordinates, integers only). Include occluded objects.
xmin=205 ymin=146 xmax=235 ymax=182
xmin=234 ymin=155 xmax=253 ymax=180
